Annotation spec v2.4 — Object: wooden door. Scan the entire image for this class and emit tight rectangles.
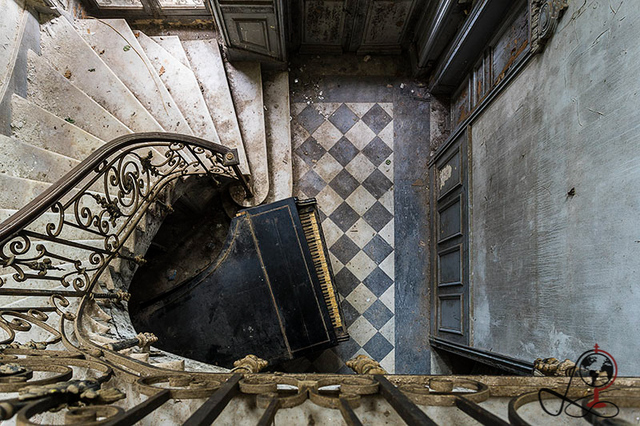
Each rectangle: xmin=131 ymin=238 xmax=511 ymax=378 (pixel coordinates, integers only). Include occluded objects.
xmin=210 ymin=0 xmax=287 ymax=62
xmin=289 ymin=0 xmax=424 ymax=54
xmin=430 ymin=129 xmax=469 ymax=345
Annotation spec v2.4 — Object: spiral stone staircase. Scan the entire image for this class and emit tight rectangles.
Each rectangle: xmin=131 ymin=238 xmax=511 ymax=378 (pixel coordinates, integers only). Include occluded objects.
xmin=4 ymin=14 xmax=291 ymax=209
xmin=0 ymin=6 xmax=292 ymax=370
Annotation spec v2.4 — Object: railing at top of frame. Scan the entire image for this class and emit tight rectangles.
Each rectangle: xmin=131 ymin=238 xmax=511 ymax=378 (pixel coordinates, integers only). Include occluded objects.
xmin=0 ymin=132 xmax=639 ymax=425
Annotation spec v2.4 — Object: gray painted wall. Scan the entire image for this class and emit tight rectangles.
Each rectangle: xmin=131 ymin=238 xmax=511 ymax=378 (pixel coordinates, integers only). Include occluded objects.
xmin=470 ymin=0 xmax=640 ymax=374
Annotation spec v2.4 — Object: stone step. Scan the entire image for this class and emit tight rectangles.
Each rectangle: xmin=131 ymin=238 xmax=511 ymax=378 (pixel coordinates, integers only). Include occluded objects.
xmin=0 ymin=174 xmax=54 ymax=210
xmin=26 ymin=50 xmax=132 ymax=141
xmin=0 ymin=134 xmax=80 ymax=183
xmin=180 ymin=40 xmax=249 ymax=174
xmin=224 ymin=61 xmax=269 ymax=205
xmin=150 ymin=35 xmax=191 ymax=70
xmin=39 ymin=17 xmax=163 ymax=133
xmin=135 ymin=31 xmax=219 ymax=143
xmin=0 ymin=0 xmax=29 ymax=105
xmin=262 ymin=70 xmax=293 ymax=203
xmin=11 ymin=94 xmax=105 ymax=160
xmin=76 ymin=19 xmax=191 ymax=135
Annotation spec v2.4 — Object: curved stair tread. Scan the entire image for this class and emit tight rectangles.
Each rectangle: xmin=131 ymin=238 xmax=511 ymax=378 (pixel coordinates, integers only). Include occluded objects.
xmin=181 ymin=39 xmax=249 ymax=175
xmin=26 ymin=50 xmax=132 ymax=141
xmin=39 ymin=17 xmax=163 ymax=133
xmin=76 ymin=19 xmax=192 ymax=135
xmin=136 ymin=31 xmax=220 ymax=144
xmin=224 ymin=61 xmax=269 ymax=205
xmin=11 ymin=94 xmax=105 ymax=160
xmin=263 ymin=70 xmax=293 ymax=203
xmin=0 ymin=171 xmax=54 ymax=210
xmin=150 ymin=35 xmax=191 ymax=70
xmin=0 ymin=135 xmax=80 ymax=183
xmin=0 ymin=0 xmax=29 ymax=103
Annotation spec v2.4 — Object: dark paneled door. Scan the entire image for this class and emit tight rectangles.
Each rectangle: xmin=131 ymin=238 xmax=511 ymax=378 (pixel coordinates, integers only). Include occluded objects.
xmin=430 ymin=129 xmax=469 ymax=345
xmin=290 ymin=0 xmax=424 ymax=54
xmin=209 ymin=0 xmax=287 ymax=62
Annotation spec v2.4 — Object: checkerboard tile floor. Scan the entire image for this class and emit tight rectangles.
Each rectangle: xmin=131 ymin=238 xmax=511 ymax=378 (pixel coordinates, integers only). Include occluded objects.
xmin=291 ymin=102 xmax=395 ymax=374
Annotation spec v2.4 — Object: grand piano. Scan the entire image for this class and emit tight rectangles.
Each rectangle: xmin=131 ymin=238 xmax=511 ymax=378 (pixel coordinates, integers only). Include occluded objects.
xmin=128 ymin=196 xmax=348 ymax=368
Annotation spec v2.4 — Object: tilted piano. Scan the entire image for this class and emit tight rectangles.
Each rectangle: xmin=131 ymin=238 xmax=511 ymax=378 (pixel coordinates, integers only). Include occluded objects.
xmin=130 ymin=197 xmax=349 ymax=368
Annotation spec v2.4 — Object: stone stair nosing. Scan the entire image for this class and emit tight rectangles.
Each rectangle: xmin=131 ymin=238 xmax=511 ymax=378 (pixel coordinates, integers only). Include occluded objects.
xmin=135 ymin=31 xmax=220 ymax=144
xmin=150 ymin=35 xmax=191 ymax=70
xmin=26 ymin=50 xmax=132 ymax=142
xmin=76 ymin=19 xmax=192 ymax=135
xmin=11 ymin=94 xmax=106 ymax=160
xmin=0 ymin=134 xmax=80 ymax=183
xmin=180 ymin=39 xmax=250 ymax=175
xmin=39 ymin=17 xmax=163 ymax=134
xmin=224 ymin=61 xmax=269 ymax=205
xmin=263 ymin=70 xmax=293 ymax=203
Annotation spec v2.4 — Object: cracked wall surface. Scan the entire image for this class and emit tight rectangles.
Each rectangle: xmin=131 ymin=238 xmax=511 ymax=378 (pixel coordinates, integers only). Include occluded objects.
xmin=470 ymin=0 xmax=640 ymax=374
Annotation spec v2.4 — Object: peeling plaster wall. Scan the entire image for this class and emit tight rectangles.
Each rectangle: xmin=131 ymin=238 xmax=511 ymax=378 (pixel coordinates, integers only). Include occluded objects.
xmin=470 ymin=0 xmax=640 ymax=374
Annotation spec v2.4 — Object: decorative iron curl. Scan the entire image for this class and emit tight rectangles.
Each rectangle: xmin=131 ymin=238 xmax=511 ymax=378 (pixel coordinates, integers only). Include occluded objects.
xmin=61 ymin=268 xmax=90 ymax=293
xmin=50 ymin=295 xmax=76 ymax=321
xmin=0 ymin=311 xmax=61 ymax=346
xmin=45 ymin=202 xmax=65 ymax=238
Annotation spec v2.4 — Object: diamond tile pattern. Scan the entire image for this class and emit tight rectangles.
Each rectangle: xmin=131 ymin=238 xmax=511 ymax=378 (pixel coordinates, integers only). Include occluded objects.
xmin=331 ymin=234 xmax=360 ymax=265
xmin=334 ymin=268 xmax=360 ymax=298
xmin=363 ymin=201 xmax=393 ymax=232
xmin=329 ymin=170 xmax=359 ymax=199
xmin=292 ymin=102 xmax=394 ymax=373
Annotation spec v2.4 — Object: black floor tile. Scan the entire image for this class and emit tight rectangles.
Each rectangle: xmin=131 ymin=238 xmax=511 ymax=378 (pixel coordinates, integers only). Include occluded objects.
xmin=329 ymin=201 xmax=360 ymax=232
xmin=363 ymin=300 xmax=393 ymax=330
xmin=362 ymin=169 xmax=393 ymax=199
xmin=363 ymin=235 xmax=393 ymax=264
xmin=329 ymin=104 xmax=359 ymax=134
xmin=363 ymin=201 xmax=393 ymax=232
xmin=363 ymin=332 xmax=393 ymax=361
xmin=362 ymin=103 xmax=392 ymax=134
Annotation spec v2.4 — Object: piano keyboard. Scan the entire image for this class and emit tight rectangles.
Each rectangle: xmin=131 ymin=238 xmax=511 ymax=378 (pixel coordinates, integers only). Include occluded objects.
xmin=299 ymin=204 xmax=349 ymax=342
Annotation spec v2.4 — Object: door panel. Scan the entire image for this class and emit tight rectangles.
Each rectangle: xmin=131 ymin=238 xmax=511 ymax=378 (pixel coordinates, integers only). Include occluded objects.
xmin=354 ymin=0 xmax=418 ymax=54
xmin=224 ymin=12 xmax=281 ymax=58
xmin=431 ymin=129 xmax=469 ymax=345
xmin=210 ymin=0 xmax=287 ymax=61
xmin=292 ymin=0 xmax=424 ymax=54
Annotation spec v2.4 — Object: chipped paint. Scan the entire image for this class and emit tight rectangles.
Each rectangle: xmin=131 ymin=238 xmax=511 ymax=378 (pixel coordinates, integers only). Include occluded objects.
xmin=439 ymin=164 xmax=452 ymax=189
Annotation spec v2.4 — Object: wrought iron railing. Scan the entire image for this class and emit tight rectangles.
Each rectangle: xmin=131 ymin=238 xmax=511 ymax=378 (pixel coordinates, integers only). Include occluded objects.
xmin=0 ymin=133 xmax=638 ymax=425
